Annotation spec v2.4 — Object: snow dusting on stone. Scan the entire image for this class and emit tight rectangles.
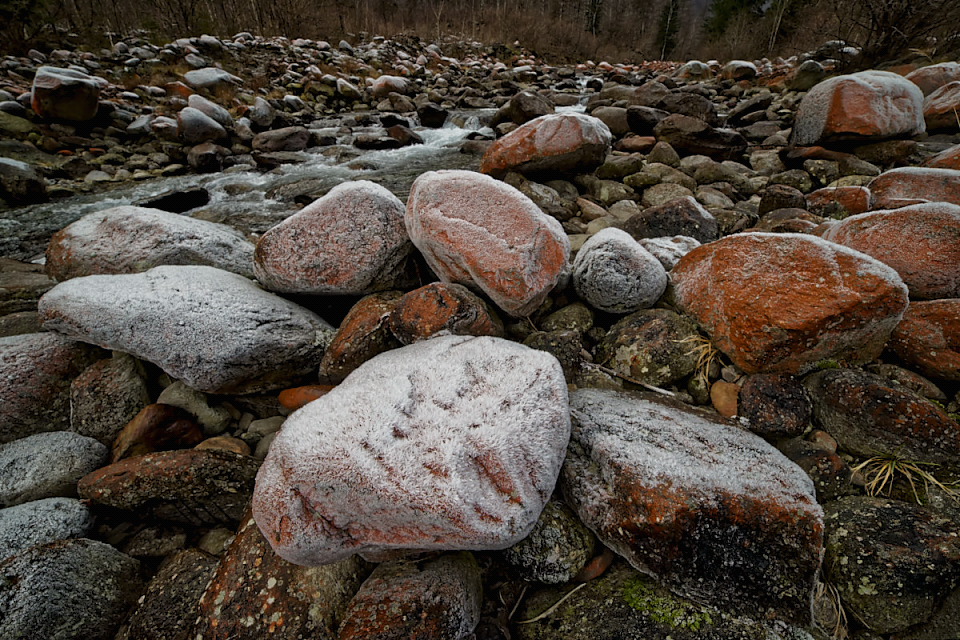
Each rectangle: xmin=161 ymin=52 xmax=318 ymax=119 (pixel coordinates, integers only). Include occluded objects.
xmin=573 ymin=227 xmax=667 ymax=313
xmin=638 ymin=235 xmax=701 ymax=270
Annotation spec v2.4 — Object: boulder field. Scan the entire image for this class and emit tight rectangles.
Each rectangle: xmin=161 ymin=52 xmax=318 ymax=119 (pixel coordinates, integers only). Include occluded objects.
xmin=2 ymin=31 xmax=960 ymax=640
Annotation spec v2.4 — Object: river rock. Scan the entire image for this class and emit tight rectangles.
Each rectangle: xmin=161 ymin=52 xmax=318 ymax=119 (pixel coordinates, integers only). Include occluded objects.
xmin=805 ymin=185 xmax=871 ymax=217
xmin=622 ymin=195 xmax=719 ymax=243
xmin=924 ymin=143 xmax=960 ymax=170
xmin=0 ymin=157 xmax=48 ymax=205
xmin=38 ymin=266 xmax=332 ymax=394
xmin=824 ymin=497 xmax=960 ymax=633
xmin=338 ymin=553 xmax=482 ymax=640
xmin=492 ymin=90 xmax=554 ymax=127
xmin=110 ymin=403 xmax=203 ymax=462
xmin=652 ymin=114 xmax=747 ymax=160
xmin=923 ymin=81 xmax=960 ymax=131
xmin=371 ymin=74 xmax=409 ymax=98
xmin=0 ymin=497 xmax=94 ymax=561
xmin=867 ymin=167 xmax=960 ymax=208
xmin=594 ymin=308 xmax=700 ymax=386
xmin=906 ymin=61 xmax=960 ymax=96
xmin=805 ymin=367 xmax=960 ymax=467
xmin=79 ymin=448 xmax=260 ymax=524
xmin=572 ymin=228 xmax=667 ymax=314
xmin=793 ymin=71 xmax=926 ymax=145
xmin=0 ymin=332 xmax=103 ymax=443
xmin=889 ymin=299 xmax=960 ymax=382
xmin=406 ymin=170 xmax=569 ymax=317
xmin=501 ymin=499 xmax=595 ymax=584
xmin=187 ymin=93 xmax=232 ymax=128
xmin=177 ymin=106 xmax=227 ymax=144
xmin=70 ymin=353 xmax=149 ymax=446
xmin=253 ymin=335 xmax=570 ymax=565
xmin=252 ymin=125 xmax=310 ymax=152
xmin=738 ymin=373 xmax=811 ymax=439
xmin=183 ymin=67 xmax=242 ymax=91
xmin=249 ymin=96 xmax=275 ymax=128
xmin=255 ymin=181 xmax=413 ymax=295
xmin=820 ymin=202 xmax=960 ymax=300
xmin=46 ymin=205 xmax=255 ymax=281
xmin=0 ymin=538 xmax=142 ymax=640
xmin=671 ymin=233 xmax=909 ymax=374
xmin=318 ymin=291 xmax=403 ymax=384
xmin=563 ymin=389 xmax=823 ymax=624
xmin=0 ymin=431 xmax=107 ymax=507
xmin=479 ymin=113 xmax=612 ymax=177
xmin=637 ymin=235 xmax=700 ymax=270
xmin=387 ymin=282 xmax=504 ymax=344
xmin=31 ymin=66 xmax=101 ymax=122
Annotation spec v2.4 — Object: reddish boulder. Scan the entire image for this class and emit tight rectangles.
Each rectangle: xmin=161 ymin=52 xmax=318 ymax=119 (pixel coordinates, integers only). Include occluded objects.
xmin=805 ymin=185 xmax=871 ymax=218
xmin=889 ymin=299 xmax=960 ymax=382
xmin=868 ymin=167 xmax=960 ymax=209
xmin=318 ymin=291 xmax=403 ymax=384
xmin=672 ymin=233 xmax=909 ymax=374
xmin=278 ymin=384 xmax=335 ymax=411
xmin=31 ymin=66 xmax=102 ymax=122
xmin=405 ymin=170 xmax=569 ymax=317
xmin=793 ymin=71 xmax=926 ymax=145
xmin=387 ymin=282 xmax=504 ymax=345
xmin=479 ymin=113 xmax=612 ymax=178
xmin=110 ymin=403 xmax=204 ymax=462
xmin=923 ymin=81 xmax=960 ymax=131
xmin=923 ymin=143 xmax=960 ymax=170
xmin=821 ymin=202 xmax=960 ymax=299
xmin=906 ymin=61 xmax=960 ymax=96
xmin=255 ymin=181 xmax=413 ymax=295
xmin=371 ymin=74 xmax=409 ymax=98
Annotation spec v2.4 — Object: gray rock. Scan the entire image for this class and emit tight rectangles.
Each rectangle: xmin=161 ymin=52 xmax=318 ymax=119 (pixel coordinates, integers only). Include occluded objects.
xmin=183 ymin=67 xmax=242 ymax=91
xmin=0 ymin=431 xmax=108 ymax=507
xmin=502 ymin=500 xmax=595 ymax=583
xmin=70 ymin=353 xmax=150 ymax=446
xmin=249 ymin=96 xmax=276 ymax=128
xmin=38 ymin=266 xmax=333 ymax=394
xmin=594 ymin=308 xmax=701 ymax=386
xmin=187 ymin=93 xmax=233 ymax=128
xmin=0 ymin=497 xmax=94 ymax=561
xmin=573 ymin=228 xmax=668 ymax=314
xmin=0 ymin=538 xmax=142 ymax=640
xmin=177 ymin=106 xmax=227 ymax=144
xmin=637 ymin=235 xmax=700 ymax=270
xmin=0 ymin=157 xmax=47 ymax=205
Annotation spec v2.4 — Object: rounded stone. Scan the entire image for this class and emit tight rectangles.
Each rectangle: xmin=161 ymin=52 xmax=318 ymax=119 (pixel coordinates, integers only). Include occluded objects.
xmin=573 ymin=228 xmax=668 ymax=314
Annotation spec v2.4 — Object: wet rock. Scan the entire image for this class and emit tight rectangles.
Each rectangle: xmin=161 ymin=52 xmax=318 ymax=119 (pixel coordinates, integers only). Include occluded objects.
xmin=388 ymin=282 xmax=503 ymax=344
xmin=318 ymin=291 xmax=403 ymax=384
xmin=501 ymin=499 xmax=595 ymax=584
xmin=868 ymin=167 xmax=960 ymax=209
xmin=111 ymin=403 xmax=204 ymax=462
xmin=79 ymin=448 xmax=260 ymax=525
xmin=46 ymin=205 xmax=255 ymax=281
xmin=738 ymin=373 xmax=812 ymax=439
xmin=889 ymin=299 xmax=960 ymax=382
xmin=0 ymin=497 xmax=94 ymax=561
xmin=70 ymin=353 xmax=149 ymax=446
xmin=39 ymin=265 xmax=333 ymax=394
xmin=672 ymin=233 xmax=909 ymax=374
xmin=594 ymin=308 xmax=700 ymax=386
xmin=622 ymin=195 xmax=719 ymax=243
xmin=0 ymin=538 xmax=142 ymax=640
xmin=406 ymin=170 xmax=569 ymax=317
xmin=188 ymin=512 xmax=368 ymax=639
xmin=653 ymin=114 xmax=747 ymax=161
xmin=31 ymin=66 xmax=101 ymax=122
xmin=626 ymin=105 xmax=670 ymax=135
xmin=338 ymin=552 xmax=482 ymax=639
xmin=187 ymin=141 xmax=230 ymax=173
xmin=563 ymin=389 xmax=823 ymax=624
xmin=0 ymin=157 xmax=48 ymax=205
xmin=0 ymin=431 xmax=107 ymax=507
xmin=0 ymin=332 xmax=102 ymax=443
xmin=137 ymin=187 xmax=210 ymax=213
xmin=177 ymin=106 xmax=227 ymax=144
xmin=805 ymin=367 xmax=960 ymax=467
xmin=572 ymin=228 xmax=667 ymax=314
xmin=793 ymin=71 xmax=926 ymax=145
xmin=253 ymin=125 xmax=310 ymax=152
xmin=480 ymin=113 xmax=612 ymax=178
xmin=820 ymin=202 xmax=960 ymax=300
xmin=253 ymin=335 xmax=570 ymax=565
xmin=418 ymin=102 xmax=448 ymax=128
xmin=255 ymin=181 xmax=413 ymax=295
xmin=824 ymin=497 xmax=960 ymax=633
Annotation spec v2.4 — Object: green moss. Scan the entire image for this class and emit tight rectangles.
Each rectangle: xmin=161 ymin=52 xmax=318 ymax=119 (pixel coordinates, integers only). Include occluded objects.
xmin=815 ymin=359 xmax=841 ymax=370
xmin=621 ymin=576 xmax=715 ymax=632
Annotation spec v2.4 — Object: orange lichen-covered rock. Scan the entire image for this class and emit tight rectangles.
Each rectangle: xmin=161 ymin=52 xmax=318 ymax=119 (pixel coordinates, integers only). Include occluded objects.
xmin=923 ymin=81 xmax=960 ymax=131
xmin=805 ymin=185 xmax=871 ymax=218
xmin=889 ymin=299 xmax=960 ymax=382
xmin=480 ymin=113 xmax=612 ymax=178
xmin=793 ymin=71 xmax=926 ymax=145
xmin=255 ymin=180 xmax=413 ymax=295
xmin=868 ymin=167 xmax=960 ymax=209
xmin=387 ymin=282 xmax=504 ymax=345
xmin=278 ymin=384 xmax=335 ymax=410
xmin=318 ymin=291 xmax=403 ymax=384
xmin=111 ymin=403 xmax=203 ymax=462
xmin=821 ymin=202 xmax=960 ymax=299
xmin=405 ymin=170 xmax=569 ymax=317
xmin=906 ymin=61 xmax=960 ymax=96
xmin=31 ymin=66 xmax=101 ymax=122
xmin=671 ymin=233 xmax=909 ymax=374
xmin=924 ymin=144 xmax=960 ymax=170
xmin=563 ymin=389 xmax=823 ymax=624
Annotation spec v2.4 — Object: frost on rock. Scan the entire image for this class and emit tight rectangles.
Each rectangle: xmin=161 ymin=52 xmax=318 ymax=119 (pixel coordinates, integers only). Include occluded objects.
xmin=638 ymin=235 xmax=701 ymax=270
xmin=405 ymin=170 xmax=570 ymax=317
xmin=793 ymin=70 xmax=926 ymax=146
xmin=254 ymin=180 xmax=414 ymax=295
xmin=38 ymin=265 xmax=333 ymax=394
xmin=867 ymin=167 xmax=960 ymax=209
xmin=252 ymin=334 xmax=570 ymax=566
xmin=45 ymin=205 xmax=255 ymax=281
xmin=562 ymin=388 xmax=824 ymax=624
xmin=573 ymin=228 xmax=667 ymax=313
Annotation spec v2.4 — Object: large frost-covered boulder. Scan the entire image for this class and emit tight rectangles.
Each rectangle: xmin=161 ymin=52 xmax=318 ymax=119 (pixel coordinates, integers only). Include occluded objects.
xmin=253 ymin=335 xmax=570 ymax=565
xmin=889 ymin=299 xmax=960 ymax=382
xmin=405 ymin=170 xmax=569 ymax=317
xmin=868 ymin=167 xmax=960 ymax=209
xmin=480 ymin=113 xmax=612 ymax=177
xmin=255 ymin=181 xmax=413 ymax=295
xmin=562 ymin=389 xmax=823 ymax=624
xmin=793 ymin=70 xmax=926 ymax=145
xmin=572 ymin=228 xmax=667 ymax=314
xmin=671 ymin=233 xmax=909 ymax=374
xmin=0 ymin=498 xmax=94 ymax=561
xmin=46 ymin=206 xmax=255 ymax=281
xmin=38 ymin=266 xmax=332 ymax=394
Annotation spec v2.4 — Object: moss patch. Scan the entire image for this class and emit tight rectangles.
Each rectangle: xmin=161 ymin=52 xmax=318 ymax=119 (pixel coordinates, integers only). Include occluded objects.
xmin=622 ymin=576 xmax=716 ymax=632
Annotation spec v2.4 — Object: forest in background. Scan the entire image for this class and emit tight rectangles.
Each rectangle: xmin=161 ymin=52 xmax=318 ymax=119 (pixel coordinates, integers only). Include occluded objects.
xmin=1 ymin=0 xmax=959 ymax=67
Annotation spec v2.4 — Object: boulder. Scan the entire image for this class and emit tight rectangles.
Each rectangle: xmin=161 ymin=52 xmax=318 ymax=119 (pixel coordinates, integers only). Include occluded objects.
xmin=563 ymin=389 xmax=823 ymax=623
xmin=738 ymin=373 xmax=812 ymax=439
xmin=572 ymin=228 xmax=668 ymax=314
xmin=39 ymin=266 xmax=332 ymax=394
xmin=923 ymin=143 xmax=960 ymax=170
xmin=868 ymin=167 xmax=960 ymax=208
xmin=492 ymin=90 xmax=554 ymax=127
xmin=923 ymin=81 xmax=960 ymax=131
xmin=594 ymin=308 xmax=700 ymax=386
xmin=906 ymin=61 xmax=960 ymax=96
xmin=46 ymin=205 xmax=255 ymax=281
xmin=622 ymin=195 xmax=719 ymax=243
xmin=177 ymin=106 xmax=227 ymax=144
xmin=652 ymin=114 xmax=747 ymax=160
xmin=889 ymin=299 xmax=960 ymax=382
xmin=0 ymin=498 xmax=94 ymax=561
xmin=318 ymin=291 xmax=403 ymax=384
xmin=820 ymin=202 xmax=960 ymax=299
xmin=249 ymin=96 xmax=276 ymax=128
xmin=387 ymin=282 xmax=504 ymax=344
xmin=805 ymin=185 xmax=871 ymax=217
xmin=721 ymin=60 xmax=757 ymax=81
xmin=672 ymin=233 xmax=909 ymax=374
xmin=31 ymin=66 xmax=101 ymax=122
xmin=186 ymin=93 xmax=232 ymax=128
xmin=0 ymin=431 xmax=107 ymax=507
xmin=480 ymin=113 xmax=612 ymax=178
xmin=252 ymin=125 xmax=310 ymax=152
xmin=406 ymin=170 xmax=569 ymax=317
xmin=255 ymin=181 xmax=413 ymax=295
xmin=793 ymin=71 xmax=926 ymax=145
xmin=253 ymin=335 xmax=570 ymax=565
xmin=183 ymin=67 xmax=242 ymax=91
xmin=70 ymin=353 xmax=150 ymax=446
xmin=0 ymin=157 xmax=47 ymax=205
xmin=186 ymin=141 xmax=229 ymax=173
xmin=371 ymin=74 xmax=409 ymax=98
